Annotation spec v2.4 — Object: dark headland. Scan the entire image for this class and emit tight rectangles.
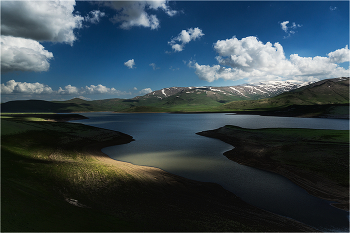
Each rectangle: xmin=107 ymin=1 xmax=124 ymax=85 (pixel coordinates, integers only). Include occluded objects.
xmin=197 ymin=125 xmax=349 ymax=211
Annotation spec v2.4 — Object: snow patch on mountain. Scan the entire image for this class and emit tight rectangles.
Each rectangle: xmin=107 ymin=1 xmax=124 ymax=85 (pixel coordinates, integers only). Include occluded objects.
xmin=161 ymin=89 xmax=167 ymax=97
xmin=138 ymin=79 xmax=315 ymax=101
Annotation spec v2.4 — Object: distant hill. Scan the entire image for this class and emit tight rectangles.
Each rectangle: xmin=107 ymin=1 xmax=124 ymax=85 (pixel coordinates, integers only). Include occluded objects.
xmin=1 ymin=80 xmax=310 ymax=113
xmin=1 ymin=98 xmax=135 ymax=113
xmin=1 ymin=78 xmax=348 ymax=117
xmin=1 ymin=100 xmax=75 ymax=113
xmin=221 ymin=77 xmax=349 ymax=118
xmin=123 ymin=80 xmax=311 ymax=112
xmin=134 ymin=80 xmax=310 ymax=102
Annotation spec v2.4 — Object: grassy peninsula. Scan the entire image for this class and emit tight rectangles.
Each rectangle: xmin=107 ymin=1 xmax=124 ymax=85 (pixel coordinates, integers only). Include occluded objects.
xmin=197 ymin=126 xmax=349 ymax=210
xmin=1 ymin=114 xmax=316 ymax=232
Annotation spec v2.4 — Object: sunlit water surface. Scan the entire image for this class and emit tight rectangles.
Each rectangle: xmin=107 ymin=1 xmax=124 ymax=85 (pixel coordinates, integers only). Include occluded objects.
xmin=72 ymin=113 xmax=349 ymax=232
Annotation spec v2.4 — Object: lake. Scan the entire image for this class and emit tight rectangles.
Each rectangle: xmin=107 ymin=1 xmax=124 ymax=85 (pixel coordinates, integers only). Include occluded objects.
xmin=72 ymin=112 xmax=349 ymax=232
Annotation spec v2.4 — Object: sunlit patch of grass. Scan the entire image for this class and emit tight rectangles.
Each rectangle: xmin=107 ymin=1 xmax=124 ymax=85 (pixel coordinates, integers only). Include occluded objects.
xmin=1 ymin=118 xmax=139 ymax=231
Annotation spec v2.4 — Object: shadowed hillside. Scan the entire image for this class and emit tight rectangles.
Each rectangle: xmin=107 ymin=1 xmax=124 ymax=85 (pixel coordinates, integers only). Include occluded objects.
xmin=1 ymin=98 xmax=132 ymax=113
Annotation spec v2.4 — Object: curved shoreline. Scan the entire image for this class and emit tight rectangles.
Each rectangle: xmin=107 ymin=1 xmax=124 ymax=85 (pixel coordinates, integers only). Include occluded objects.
xmin=197 ymin=126 xmax=349 ymax=211
xmin=82 ymin=131 xmax=318 ymax=232
xmin=2 ymin=117 xmax=317 ymax=231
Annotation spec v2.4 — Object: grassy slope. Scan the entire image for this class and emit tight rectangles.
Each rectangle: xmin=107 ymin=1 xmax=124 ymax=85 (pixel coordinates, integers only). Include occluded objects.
xmin=220 ymin=78 xmax=349 ymax=117
xmin=120 ymin=90 xmax=245 ymax=112
xmin=159 ymin=91 xmax=240 ymax=112
xmin=197 ymin=126 xmax=349 ymax=209
xmin=2 ymin=116 xmax=316 ymax=232
xmin=226 ymin=126 xmax=349 ymax=186
xmin=0 ymin=98 xmax=135 ymax=113
xmin=1 ymin=118 xmax=138 ymax=231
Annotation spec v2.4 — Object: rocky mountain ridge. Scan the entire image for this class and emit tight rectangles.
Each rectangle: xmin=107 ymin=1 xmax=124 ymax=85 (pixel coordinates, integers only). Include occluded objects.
xmin=1 ymin=77 xmax=347 ymax=114
xmin=136 ymin=80 xmax=312 ymax=101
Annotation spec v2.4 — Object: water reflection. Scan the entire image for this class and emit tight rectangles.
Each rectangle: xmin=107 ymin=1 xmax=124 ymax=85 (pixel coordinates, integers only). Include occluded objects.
xmin=73 ymin=113 xmax=349 ymax=231
xmin=111 ymin=150 xmax=227 ymax=172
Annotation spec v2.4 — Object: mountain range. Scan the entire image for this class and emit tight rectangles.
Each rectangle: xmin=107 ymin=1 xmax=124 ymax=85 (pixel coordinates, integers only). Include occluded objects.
xmin=135 ymin=80 xmax=311 ymax=101
xmin=1 ymin=77 xmax=348 ymax=118
xmin=221 ymin=77 xmax=349 ymax=118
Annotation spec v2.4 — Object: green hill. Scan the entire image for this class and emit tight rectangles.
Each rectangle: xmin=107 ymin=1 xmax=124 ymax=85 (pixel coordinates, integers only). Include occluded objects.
xmin=128 ymin=88 xmax=245 ymax=112
xmin=1 ymin=98 xmax=135 ymax=113
xmin=1 ymin=77 xmax=348 ymax=117
xmin=221 ymin=77 xmax=349 ymax=118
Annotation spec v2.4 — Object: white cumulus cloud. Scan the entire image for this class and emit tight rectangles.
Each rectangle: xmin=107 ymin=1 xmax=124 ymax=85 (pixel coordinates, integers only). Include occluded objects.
xmin=139 ymin=88 xmax=153 ymax=95
xmin=328 ymin=45 xmax=350 ymax=63
xmin=169 ymin=27 xmax=204 ymax=52
xmin=189 ymin=36 xmax=350 ymax=83
xmin=1 ymin=80 xmax=129 ymax=98
xmin=1 ymin=0 xmax=85 ymax=73
xmin=1 ymin=80 xmax=54 ymax=95
xmin=124 ymin=59 xmax=136 ymax=69
xmin=214 ymin=36 xmax=293 ymax=75
xmin=1 ymin=0 xmax=84 ymax=45
xmin=1 ymin=36 xmax=54 ymax=73
xmin=104 ymin=1 xmax=177 ymax=30
xmin=84 ymin=84 xmax=119 ymax=94
xmin=188 ymin=62 xmax=240 ymax=82
xmin=57 ymin=85 xmax=80 ymax=95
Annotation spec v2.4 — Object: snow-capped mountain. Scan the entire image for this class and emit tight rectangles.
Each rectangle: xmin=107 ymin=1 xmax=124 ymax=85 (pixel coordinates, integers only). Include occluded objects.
xmin=136 ymin=80 xmax=312 ymax=101
xmin=229 ymin=80 xmax=312 ymax=98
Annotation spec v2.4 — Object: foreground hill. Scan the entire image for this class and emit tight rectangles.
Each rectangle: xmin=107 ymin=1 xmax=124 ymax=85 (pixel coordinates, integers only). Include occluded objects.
xmin=221 ymin=77 xmax=349 ymax=118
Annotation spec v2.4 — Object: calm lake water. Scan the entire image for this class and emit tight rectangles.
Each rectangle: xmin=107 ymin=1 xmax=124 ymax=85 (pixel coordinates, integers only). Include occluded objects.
xmin=72 ymin=113 xmax=349 ymax=232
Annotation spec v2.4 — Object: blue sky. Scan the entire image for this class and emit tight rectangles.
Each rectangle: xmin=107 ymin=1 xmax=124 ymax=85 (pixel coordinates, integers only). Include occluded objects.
xmin=1 ymin=1 xmax=349 ymax=102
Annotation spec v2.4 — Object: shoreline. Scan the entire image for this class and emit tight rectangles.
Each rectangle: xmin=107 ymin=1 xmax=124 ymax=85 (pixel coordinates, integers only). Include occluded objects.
xmin=106 ymin=110 xmax=348 ymax=119
xmin=2 ymin=118 xmax=317 ymax=231
xmin=82 ymin=131 xmax=318 ymax=231
xmin=197 ymin=126 xmax=349 ymax=211
xmin=6 ymin=110 xmax=347 ymax=120
xmin=227 ymin=110 xmax=350 ymax=119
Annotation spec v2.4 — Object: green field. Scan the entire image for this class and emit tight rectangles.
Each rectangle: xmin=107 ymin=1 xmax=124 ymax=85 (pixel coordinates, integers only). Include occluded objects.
xmin=223 ymin=126 xmax=349 ymax=186
xmin=2 ymin=117 xmax=138 ymax=231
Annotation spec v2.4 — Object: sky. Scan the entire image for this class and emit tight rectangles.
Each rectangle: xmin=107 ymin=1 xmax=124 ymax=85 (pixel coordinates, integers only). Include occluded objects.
xmin=1 ymin=0 xmax=349 ymax=102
